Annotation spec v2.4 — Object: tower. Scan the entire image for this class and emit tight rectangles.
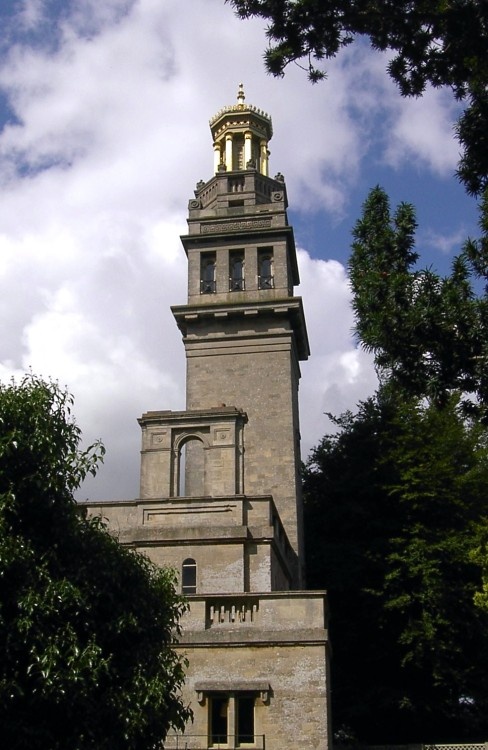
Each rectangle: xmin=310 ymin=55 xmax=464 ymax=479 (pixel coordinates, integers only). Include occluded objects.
xmin=85 ymin=86 xmax=330 ymax=750
xmin=172 ymin=83 xmax=308 ymax=586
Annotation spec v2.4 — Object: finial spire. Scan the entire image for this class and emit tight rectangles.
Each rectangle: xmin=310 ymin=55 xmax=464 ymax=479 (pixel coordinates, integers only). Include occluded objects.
xmin=237 ymin=83 xmax=245 ymax=106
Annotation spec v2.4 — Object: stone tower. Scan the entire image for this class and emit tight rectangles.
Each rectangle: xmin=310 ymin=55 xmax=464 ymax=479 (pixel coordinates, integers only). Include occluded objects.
xmin=85 ymin=86 xmax=331 ymax=750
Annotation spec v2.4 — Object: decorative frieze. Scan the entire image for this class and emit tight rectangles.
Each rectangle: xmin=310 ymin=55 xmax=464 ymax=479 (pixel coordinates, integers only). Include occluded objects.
xmin=201 ymin=217 xmax=272 ymax=234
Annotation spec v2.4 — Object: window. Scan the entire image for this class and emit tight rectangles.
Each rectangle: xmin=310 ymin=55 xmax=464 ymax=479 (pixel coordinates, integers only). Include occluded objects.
xmin=236 ymin=694 xmax=255 ymax=745
xmin=229 ymin=251 xmax=245 ymax=291
xmin=201 ymin=254 xmax=216 ymax=294
xmin=182 ymin=558 xmax=197 ymax=595
xmin=258 ymin=249 xmax=273 ymax=289
xmin=208 ymin=694 xmax=256 ymax=747
xmin=210 ymin=696 xmax=228 ymax=746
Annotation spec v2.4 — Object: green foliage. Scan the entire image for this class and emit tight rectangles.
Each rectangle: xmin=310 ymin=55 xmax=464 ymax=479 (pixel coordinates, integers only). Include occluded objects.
xmin=304 ymin=391 xmax=488 ymax=742
xmin=456 ymin=84 xmax=488 ymax=196
xmin=349 ymin=186 xmax=488 ymax=419
xmin=470 ymin=516 xmax=488 ymax=614
xmin=0 ymin=375 xmax=190 ymax=750
xmin=341 ymin=189 xmax=488 ymax=739
xmin=229 ymin=0 xmax=488 ymax=195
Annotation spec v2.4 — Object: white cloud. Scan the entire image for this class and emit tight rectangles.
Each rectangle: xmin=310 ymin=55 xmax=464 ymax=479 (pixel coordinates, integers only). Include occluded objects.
xmin=0 ymin=0 xmax=464 ymax=499
xmin=422 ymin=226 xmax=467 ymax=256
xmin=382 ymin=86 xmax=461 ymax=175
xmin=297 ymin=250 xmax=378 ymax=456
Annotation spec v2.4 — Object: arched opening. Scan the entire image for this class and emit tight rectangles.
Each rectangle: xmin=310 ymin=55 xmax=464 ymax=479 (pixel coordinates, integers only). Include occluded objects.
xmin=258 ymin=248 xmax=274 ymax=289
xmin=201 ymin=253 xmax=216 ymax=294
xmin=182 ymin=558 xmax=197 ymax=595
xmin=230 ymin=251 xmax=245 ymax=291
xmin=178 ymin=436 xmax=205 ymax=497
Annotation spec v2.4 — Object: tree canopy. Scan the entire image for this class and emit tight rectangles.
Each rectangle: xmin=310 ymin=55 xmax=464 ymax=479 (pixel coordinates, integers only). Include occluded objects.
xmin=229 ymin=0 xmax=488 ymax=195
xmin=304 ymin=391 xmax=488 ymax=742
xmin=0 ymin=375 xmax=190 ymax=750
xmin=302 ymin=185 xmax=488 ymax=742
xmin=348 ymin=185 xmax=488 ymax=420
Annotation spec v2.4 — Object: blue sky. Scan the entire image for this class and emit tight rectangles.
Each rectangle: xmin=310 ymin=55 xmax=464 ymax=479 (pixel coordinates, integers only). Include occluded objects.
xmin=0 ymin=0 xmax=480 ymax=499
xmin=292 ymin=160 xmax=479 ymax=276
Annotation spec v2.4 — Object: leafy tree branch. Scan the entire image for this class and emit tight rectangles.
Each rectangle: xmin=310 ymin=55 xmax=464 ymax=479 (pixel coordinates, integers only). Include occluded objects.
xmin=0 ymin=375 xmax=191 ymax=750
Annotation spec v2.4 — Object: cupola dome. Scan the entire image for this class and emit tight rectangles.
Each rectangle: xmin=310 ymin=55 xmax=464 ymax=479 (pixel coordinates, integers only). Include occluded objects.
xmin=209 ymin=84 xmax=272 ymax=175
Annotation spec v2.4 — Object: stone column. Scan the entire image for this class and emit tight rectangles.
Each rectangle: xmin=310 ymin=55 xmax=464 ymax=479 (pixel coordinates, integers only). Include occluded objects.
xmin=214 ymin=142 xmax=222 ymax=173
xmin=260 ymin=140 xmax=269 ymax=176
xmin=225 ymin=134 xmax=233 ymax=171
xmin=228 ymin=695 xmax=236 ymax=746
xmin=244 ymin=131 xmax=252 ymax=167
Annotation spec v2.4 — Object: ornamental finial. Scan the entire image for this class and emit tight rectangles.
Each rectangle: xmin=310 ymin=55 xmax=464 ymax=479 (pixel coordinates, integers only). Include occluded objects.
xmin=237 ymin=83 xmax=245 ymax=106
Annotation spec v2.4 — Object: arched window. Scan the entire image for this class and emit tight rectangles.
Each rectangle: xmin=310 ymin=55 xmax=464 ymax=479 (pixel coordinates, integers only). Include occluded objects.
xmin=258 ymin=248 xmax=274 ymax=289
xmin=201 ymin=254 xmax=216 ymax=294
xmin=230 ymin=251 xmax=245 ymax=291
xmin=182 ymin=558 xmax=197 ymax=595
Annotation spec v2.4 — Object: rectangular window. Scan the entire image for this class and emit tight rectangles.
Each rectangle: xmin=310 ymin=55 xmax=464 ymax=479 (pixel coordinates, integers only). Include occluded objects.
xmin=208 ymin=693 xmax=256 ymax=747
xmin=236 ymin=694 xmax=255 ymax=746
xmin=210 ymin=696 xmax=228 ymax=746
xmin=258 ymin=248 xmax=273 ymax=289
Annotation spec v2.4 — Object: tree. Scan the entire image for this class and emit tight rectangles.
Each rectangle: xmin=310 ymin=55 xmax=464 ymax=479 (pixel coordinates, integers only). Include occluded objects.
xmin=229 ymin=0 xmax=488 ymax=195
xmin=348 ymin=185 xmax=488 ymax=420
xmin=0 ymin=375 xmax=191 ymax=750
xmin=304 ymin=390 xmax=488 ymax=743
xmin=471 ymin=521 xmax=488 ymax=614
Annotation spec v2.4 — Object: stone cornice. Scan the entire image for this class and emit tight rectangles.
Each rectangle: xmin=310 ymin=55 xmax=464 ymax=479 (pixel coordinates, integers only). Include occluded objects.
xmin=172 ymin=297 xmax=310 ymax=360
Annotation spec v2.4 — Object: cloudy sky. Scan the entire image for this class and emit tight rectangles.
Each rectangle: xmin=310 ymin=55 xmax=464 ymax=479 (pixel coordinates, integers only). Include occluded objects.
xmin=0 ymin=0 xmax=480 ymax=500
